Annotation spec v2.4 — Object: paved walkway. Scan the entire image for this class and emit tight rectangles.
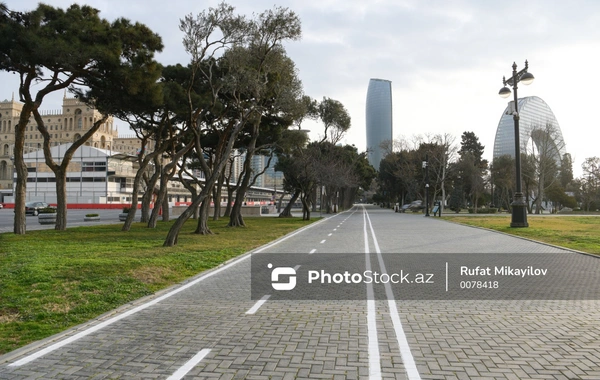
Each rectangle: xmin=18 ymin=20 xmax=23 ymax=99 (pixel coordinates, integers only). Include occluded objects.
xmin=1 ymin=205 xmax=599 ymax=379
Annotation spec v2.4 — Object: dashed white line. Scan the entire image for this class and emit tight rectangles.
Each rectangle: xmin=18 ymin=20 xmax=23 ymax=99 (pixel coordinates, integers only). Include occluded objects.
xmin=309 ymin=249 xmax=317 ymax=254
xmin=328 ymin=233 xmax=333 ymax=236
xmin=320 ymin=239 xmax=326 ymax=244
xmin=166 ymin=349 xmax=211 ymax=380
xmin=246 ymin=295 xmax=271 ymax=315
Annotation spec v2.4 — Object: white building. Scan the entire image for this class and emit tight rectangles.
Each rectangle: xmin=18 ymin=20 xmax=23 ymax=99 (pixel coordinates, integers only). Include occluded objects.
xmin=8 ymin=143 xmax=191 ymax=204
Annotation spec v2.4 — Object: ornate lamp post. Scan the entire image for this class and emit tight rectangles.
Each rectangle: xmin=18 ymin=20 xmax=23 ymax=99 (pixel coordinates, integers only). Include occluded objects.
xmin=422 ymin=154 xmax=430 ymax=217
xmin=498 ymin=60 xmax=534 ymax=227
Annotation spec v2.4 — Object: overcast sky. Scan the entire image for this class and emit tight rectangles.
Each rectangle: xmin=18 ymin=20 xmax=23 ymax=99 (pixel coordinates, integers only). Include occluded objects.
xmin=2 ymin=0 xmax=599 ymax=177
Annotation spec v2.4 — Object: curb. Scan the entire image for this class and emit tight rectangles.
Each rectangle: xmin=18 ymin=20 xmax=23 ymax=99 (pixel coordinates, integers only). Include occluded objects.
xmin=440 ymin=217 xmax=599 ymax=259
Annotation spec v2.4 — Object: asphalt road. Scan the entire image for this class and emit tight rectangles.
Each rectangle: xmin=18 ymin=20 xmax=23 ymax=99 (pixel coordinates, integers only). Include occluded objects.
xmin=1 ymin=204 xmax=599 ymax=379
xmin=0 ymin=208 xmax=136 ymax=233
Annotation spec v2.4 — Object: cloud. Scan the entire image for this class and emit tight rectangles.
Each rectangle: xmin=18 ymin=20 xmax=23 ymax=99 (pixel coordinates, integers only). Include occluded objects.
xmin=3 ymin=0 xmax=600 ymax=177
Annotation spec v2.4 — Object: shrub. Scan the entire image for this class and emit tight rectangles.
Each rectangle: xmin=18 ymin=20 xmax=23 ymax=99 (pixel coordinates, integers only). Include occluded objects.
xmin=122 ymin=207 xmax=130 ymax=213
xmin=85 ymin=213 xmax=99 ymax=217
xmin=39 ymin=207 xmax=57 ymax=214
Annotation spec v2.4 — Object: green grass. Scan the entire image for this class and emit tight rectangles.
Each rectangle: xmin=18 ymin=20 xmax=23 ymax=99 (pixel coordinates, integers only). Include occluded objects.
xmin=0 ymin=217 xmax=316 ymax=355
xmin=442 ymin=215 xmax=600 ymax=254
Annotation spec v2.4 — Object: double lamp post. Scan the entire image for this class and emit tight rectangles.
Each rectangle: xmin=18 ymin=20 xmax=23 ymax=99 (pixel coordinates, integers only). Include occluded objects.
xmin=498 ymin=60 xmax=534 ymax=228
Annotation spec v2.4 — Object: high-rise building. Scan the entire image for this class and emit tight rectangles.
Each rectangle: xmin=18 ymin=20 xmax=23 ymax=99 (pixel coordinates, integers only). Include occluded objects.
xmin=493 ymin=96 xmax=566 ymax=163
xmin=365 ymin=78 xmax=393 ymax=170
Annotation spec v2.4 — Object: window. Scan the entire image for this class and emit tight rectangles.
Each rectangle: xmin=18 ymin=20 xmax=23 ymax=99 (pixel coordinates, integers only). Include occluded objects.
xmin=82 ymin=161 xmax=107 ymax=172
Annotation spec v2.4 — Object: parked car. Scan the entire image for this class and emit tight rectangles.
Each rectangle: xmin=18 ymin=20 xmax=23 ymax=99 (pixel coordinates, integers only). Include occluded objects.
xmin=400 ymin=200 xmax=425 ymax=213
xmin=25 ymin=201 xmax=51 ymax=216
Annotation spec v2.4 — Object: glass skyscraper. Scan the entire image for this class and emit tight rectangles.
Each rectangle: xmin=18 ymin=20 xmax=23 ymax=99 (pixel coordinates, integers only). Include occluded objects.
xmin=366 ymin=78 xmax=393 ymax=170
xmin=493 ymin=96 xmax=566 ymax=163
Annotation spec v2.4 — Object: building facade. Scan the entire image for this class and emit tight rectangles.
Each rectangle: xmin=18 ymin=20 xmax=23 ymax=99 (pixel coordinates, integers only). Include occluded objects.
xmin=0 ymin=95 xmax=142 ymax=193
xmin=0 ymin=97 xmax=284 ymax=206
xmin=493 ymin=96 xmax=567 ymax=163
xmin=12 ymin=143 xmax=194 ymax=204
xmin=365 ymin=78 xmax=393 ymax=171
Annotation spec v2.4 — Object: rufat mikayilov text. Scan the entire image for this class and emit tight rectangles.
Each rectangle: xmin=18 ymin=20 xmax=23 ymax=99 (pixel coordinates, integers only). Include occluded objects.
xmin=460 ymin=266 xmax=548 ymax=277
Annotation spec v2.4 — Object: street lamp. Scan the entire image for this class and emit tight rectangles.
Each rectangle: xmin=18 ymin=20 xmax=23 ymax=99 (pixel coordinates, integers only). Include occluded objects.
xmin=498 ymin=60 xmax=534 ymax=228
xmin=422 ymin=154 xmax=430 ymax=217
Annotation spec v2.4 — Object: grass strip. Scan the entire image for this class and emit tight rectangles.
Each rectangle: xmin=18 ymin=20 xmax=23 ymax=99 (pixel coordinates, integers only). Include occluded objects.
xmin=0 ymin=217 xmax=316 ymax=355
xmin=442 ymin=215 xmax=600 ymax=254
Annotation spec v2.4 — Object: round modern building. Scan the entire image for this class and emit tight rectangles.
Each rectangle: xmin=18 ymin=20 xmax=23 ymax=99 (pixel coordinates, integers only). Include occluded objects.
xmin=366 ymin=78 xmax=393 ymax=171
xmin=493 ymin=96 xmax=566 ymax=163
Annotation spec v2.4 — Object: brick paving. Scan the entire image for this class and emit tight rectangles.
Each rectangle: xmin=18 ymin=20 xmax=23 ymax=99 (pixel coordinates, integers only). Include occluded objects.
xmin=1 ymin=205 xmax=599 ymax=379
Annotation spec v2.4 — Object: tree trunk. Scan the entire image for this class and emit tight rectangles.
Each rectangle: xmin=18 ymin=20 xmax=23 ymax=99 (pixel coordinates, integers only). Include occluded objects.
xmin=140 ymin=166 xmax=160 ymax=223
xmin=54 ymin=168 xmax=68 ymax=231
xmin=213 ymin=172 xmax=224 ymax=221
xmin=224 ymin=187 xmax=234 ymax=217
xmin=122 ymin=168 xmax=145 ymax=231
xmin=195 ymin=197 xmax=213 ymax=235
xmin=301 ymin=193 xmax=311 ymax=220
xmin=229 ymin=200 xmax=246 ymax=227
xmin=161 ymin=190 xmax=170 ymax=222
xmin=141 ymin=168 xmax=160 ymax=223
xmin=148 ymin=169 xmax=169 ymax=228
xmin=228 ymin=168 xmax=251 ymax=227
xmin=13 ymin=104 xmax=34 ymax=235
xmin=279 ymin=190 xmax=299 ymax=217
xmin=164 ymin=194 xmax=206 ymax=247
xmin=535 ymin=172 xmax=544 ymax=214
xmin=13 ymin=144 xmax=28 ymax=235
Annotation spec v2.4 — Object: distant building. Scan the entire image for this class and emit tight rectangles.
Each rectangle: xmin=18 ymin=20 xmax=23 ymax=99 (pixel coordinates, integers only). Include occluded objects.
xmin=365 ymin=78 xmax=393 ymax=170
xmin=13 ymin=143 xmax=191 ymax=204
xmin=0 ymin=95 xmax=143 ymax=194
xmin=493 ymin=96 xmax=567 ymax=163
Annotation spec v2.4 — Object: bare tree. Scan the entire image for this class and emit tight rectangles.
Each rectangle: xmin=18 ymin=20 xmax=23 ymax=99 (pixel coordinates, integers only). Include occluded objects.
xmin=527 ymin=122 xmax=563 ymax=214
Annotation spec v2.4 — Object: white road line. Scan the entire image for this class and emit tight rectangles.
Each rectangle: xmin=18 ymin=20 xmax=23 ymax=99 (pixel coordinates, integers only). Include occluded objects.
xmin=309 ymin=249 xmax=317 ymax=254
xmin=364 ymin=210 xmax=421 ymax=380
xmin=166 ymin=349 xmax=211 ymax=380
xmin=293 ymin=265 xmax=301 ymax=270
xmin=9 ymin=211 xmax=341 ymax=367
xmin=8 ymin=206 xmax=354 ymax=370
xmin=446 ymin=262 xmax=448 ymax=292
xmin=363 ymin=207 xmax=381 ymax=380
xmin=9 ymin=254 xmax=252 ymax=367
xmin=246 ymin=295 xmax=271 ymax=315
xmin=320 ymin=239 xmax=326 ymax=244
xmin=328 ymin=233 xmax=333 ymax=236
